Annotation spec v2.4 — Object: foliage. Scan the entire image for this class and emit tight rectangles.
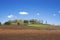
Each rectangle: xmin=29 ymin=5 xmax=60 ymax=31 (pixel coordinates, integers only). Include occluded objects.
xmin=0 ymin=22 xmax=1 ymax=25
xmin=24 ymin=20 xmax=28 ymax=24
xmin=17 ymin=22 xmax=20 ymax=25
xmin=30 ymin=19 xmax=40 ymax=24
xmin=4 ymin=21 xmax=11 ymax=25
xmin=3 ymin=19 xmax=46 ymax=26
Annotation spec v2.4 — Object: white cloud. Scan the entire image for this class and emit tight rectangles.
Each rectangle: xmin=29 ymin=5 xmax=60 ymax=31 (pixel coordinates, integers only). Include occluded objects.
xmin=37 ymin=13 xmax=40 ymax=15
xmin=53 ymin=14 xmax=56 ymax=16
xmin=19 ymin=12 xmax=28 ymax=15
xmin=58 ymin=11 xmax=60 ymax=13
xmin=8 ymin=15 xmax=14 ymax=18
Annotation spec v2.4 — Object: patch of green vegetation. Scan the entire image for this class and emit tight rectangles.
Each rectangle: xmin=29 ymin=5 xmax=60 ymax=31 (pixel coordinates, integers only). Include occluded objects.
xmin=28 ymin=24 xmax=49 ymax=28
xmin=4 ymin=21 xmax=12 ymax=25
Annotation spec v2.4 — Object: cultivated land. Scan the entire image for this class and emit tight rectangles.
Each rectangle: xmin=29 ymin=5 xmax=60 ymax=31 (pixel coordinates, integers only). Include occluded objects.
xmin=0 ymin=25 xmax=60 ymax=40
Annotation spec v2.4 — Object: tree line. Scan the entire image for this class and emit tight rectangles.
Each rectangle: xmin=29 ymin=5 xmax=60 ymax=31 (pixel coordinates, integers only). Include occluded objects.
xmin=0 ymin=19 xmax=47 ymax=25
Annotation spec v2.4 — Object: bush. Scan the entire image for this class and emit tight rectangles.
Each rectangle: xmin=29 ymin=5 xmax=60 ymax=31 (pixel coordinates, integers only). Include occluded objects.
xmin=4 ymin=21 xmax=11 ymax=25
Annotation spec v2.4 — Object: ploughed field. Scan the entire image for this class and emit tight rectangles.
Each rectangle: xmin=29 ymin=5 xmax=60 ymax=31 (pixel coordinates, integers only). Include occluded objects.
xmin=0 ymin=25 xmax=60 ymax=40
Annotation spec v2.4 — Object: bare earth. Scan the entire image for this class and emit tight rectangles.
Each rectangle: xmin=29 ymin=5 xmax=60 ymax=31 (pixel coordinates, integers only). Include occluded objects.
xmin=0 ymin=25 xmax=60 ymax=40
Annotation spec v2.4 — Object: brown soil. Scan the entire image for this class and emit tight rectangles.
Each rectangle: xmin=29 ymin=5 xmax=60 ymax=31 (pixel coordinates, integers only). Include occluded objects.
xmin=0 ymin=25 xmax=60 ymax=40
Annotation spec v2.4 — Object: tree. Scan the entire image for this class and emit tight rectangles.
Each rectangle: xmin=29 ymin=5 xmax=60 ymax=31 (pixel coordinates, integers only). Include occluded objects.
xmin=0 ymin=22 xmax=1 ymax=25
xmin=17 ymin=22 xmax=20 ymax=25
xmin=23 ymin=20 xmax=28 ymax=26
xmin=4 ymin=21 xmax=11 ymax=25
xmin=30 ymin=19 xmax=35 ymax=24
xmin=30 ymin=19 xmax=40 ymax=24
xmin=24 ymin=20 xmax=28 ymax=24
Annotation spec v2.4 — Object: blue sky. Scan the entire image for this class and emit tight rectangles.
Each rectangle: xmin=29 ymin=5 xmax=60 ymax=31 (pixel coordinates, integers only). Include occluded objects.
xmin=0 ymin=0 xmax=60 ymax=25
